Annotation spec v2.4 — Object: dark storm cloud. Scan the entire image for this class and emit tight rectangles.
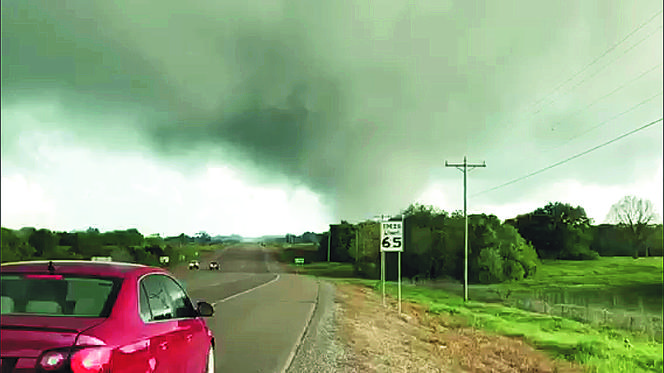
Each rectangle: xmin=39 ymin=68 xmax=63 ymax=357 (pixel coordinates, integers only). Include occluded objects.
xmin=2 ymin=0 xmax=662 ymax=219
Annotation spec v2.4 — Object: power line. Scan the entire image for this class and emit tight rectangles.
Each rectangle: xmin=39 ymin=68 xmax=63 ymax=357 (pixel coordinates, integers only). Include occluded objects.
xmin=527 ymin=9 xmax=663 ymax=115
xmin=535 ymin=24 xmax=664 ymax=115
xmin=544 ymin=63 xmax=661 ymax=140
xmin=472 ymin=117 xmax=663 ymax=197
xmin=470 ymin=10 xmax=663 ymax=156
xmin=549 ymin=90 xmax=663 ymax=151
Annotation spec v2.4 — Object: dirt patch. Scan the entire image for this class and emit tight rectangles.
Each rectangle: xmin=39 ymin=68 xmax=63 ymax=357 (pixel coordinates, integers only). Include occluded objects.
xmin=334 ymin=283 xmax=583 ymax=373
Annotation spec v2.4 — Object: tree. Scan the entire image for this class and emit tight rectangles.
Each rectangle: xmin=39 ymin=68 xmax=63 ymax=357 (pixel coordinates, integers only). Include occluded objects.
xmin=76 ymin=230 xmax=104 ymax=257
xmin=28 ymin=229 xmax=59 ymax=258
xmin=330 ymin=221 xmax=354 ymax=262
xmin=101 ymin=229 xmax=144 ymax=248
xmin=511 ymin=202 xmax=597 ymax=260
xmin=402 ymin=204 xmax=449 ymax=279
xmin=145 ymin=233 xmax=164 ymax=247
xmin=466 ymin=214 xmax=539 ymax=283
xmin=177 ymin=233 xmax=188 ymax=247
xmin=590 ymin=224 xmax=632 ymax=256
xmin=58 ymin=232 xmax=79 ymax=252
xmin=497 ymin=224 xmax=539 ymax=278
xmin=349 ymin=221 xmax=381 ymax=278
xmin=477 ymin=247 xmax=504 ymax=284
xmin=1 ymin=228 xmax=36 ymax=262
xmin=606 ymin=196 xmax=659 ymax=257
xmin=144 ymin=234 xmax=165 ymax=258
xmin=646 ymin=225 xmax=663 ymax=256
xmin=195 ymin=231 xmax=211 ymax=243
xmin=317 ymin=232 xmax=330 ymax=262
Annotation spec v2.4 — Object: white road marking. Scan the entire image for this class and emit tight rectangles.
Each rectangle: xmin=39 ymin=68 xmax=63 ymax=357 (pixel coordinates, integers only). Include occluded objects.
xmin=212 ymin=247 xmax=280 ymax=305
xmin=211 ymin=274 xmax=280 ymax=305
xmin=211 ymin=247 xmax=319 ymax=373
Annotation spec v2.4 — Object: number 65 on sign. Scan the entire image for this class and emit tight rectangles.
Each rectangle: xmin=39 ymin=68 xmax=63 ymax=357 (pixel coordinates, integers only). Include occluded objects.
xmin=381 ymin=221 xmax=403 ymax=252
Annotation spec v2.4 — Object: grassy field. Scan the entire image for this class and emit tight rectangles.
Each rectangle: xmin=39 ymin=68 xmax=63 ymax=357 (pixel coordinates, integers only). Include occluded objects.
xmin=141 ymin=243 xmax=223 ymax=268
xmin=493 ymin=257 xmax=663 ymax=308
xmin=288 ymin=257 xmax=664 ymax=373
xmin=292 ymin=262 xmax=355 ymax=277
xmin=174 ymin=243 xmax=221 ymax=259
xmin=446 ymin=257 xmax=663 ymax=340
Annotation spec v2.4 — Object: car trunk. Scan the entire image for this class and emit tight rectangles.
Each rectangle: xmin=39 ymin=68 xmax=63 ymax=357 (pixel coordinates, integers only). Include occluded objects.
xmin=0 ymin=316 xmax=106 ymax=358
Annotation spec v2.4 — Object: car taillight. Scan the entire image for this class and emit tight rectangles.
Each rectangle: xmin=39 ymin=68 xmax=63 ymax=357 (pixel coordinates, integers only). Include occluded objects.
xmin=70 ymin=347 xmax=112 ymax=373
xmin=38 ymin=351 xmax=67 ymax=371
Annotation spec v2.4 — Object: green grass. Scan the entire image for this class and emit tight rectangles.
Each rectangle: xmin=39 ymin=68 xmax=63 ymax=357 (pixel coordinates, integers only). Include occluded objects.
xmin=516 ymin=257 xmax=662 ymax=289
xmin=291 ymin=262 xmax=355 ymax=278
xmin=409 ymin=257 xmax=663 ymax=339
xmin=294 ymin=258 xmax=664 ymax=373
xmin=163 ymin=243 xmax=224 ymax=267
xmin=344 ymin=279 xmax=663 ymax=373
xmin=485 ymin=257 xmax=663 ymax=337
xmin=282 ymin=243 xmax=319 ymax=250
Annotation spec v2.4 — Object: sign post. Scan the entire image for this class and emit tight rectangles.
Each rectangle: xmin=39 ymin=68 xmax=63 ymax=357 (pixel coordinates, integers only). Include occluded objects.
xmin=380 ymin=217 xmax=404 ymax=313
xmin=381 ymin=251 xmax=385 ymax=306
xmin=399 ymin=214 xmax=403 ymax=315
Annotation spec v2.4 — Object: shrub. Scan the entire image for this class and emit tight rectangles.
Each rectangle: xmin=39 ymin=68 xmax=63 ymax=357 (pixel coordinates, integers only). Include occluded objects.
xmin=504 ymin=260 xmax=526 ymax=281
xmin=354 ymin=261 xmax=379 ymax=279
xmin=111 ymin=247 xmax=135 ymax=262
xmin=564 ymin=243 xmax=600 ymax=260
xmin=129 ymin=246 xmax=160 ymax=266
xmin=515 ymin=243 xmax=540 ymax=278
xmin=478 ymin=247 xmax=504 ymax=284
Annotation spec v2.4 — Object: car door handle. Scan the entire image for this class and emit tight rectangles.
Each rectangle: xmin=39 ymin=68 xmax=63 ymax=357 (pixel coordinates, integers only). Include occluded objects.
xmin=186 ymin=334 xmax=193 ymax=343
xmin=159 ymin=341 xmax=168 ymax=350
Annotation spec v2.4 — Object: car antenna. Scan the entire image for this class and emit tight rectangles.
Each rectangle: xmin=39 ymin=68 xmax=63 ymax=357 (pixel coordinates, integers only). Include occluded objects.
xmin=48 ymin=261 xmax=55 ymax=274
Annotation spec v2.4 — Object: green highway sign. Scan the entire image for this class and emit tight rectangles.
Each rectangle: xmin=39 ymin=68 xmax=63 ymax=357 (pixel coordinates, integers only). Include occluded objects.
xmin=294 ymin=258 xmax=304 ymax=265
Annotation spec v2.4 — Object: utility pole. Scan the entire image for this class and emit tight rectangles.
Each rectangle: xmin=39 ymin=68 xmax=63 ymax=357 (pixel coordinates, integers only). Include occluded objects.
xmin=327 ymin=228 xmax=331 ymax=262
xmin=445 ymin=156 xmax=486 ymax=302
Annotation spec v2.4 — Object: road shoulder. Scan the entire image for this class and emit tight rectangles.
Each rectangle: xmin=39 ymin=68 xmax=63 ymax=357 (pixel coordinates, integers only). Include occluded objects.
xmin=288 ymin=278 xmax=585 ymax=372
xmin=286 ymin=279 xmax=356 ymax=373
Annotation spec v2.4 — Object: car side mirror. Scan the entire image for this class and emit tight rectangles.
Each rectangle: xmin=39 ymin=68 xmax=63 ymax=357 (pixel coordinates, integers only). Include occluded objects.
xmin=196 ymin=301 xmax=214 ymax=317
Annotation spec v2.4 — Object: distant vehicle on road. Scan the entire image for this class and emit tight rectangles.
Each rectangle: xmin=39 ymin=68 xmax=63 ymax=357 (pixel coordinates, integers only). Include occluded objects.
xmin=1 ymin=260 xmax=216 ymax=373
xmin=189 ymin=260 xmax=200 ymax=270
xmin=209 ymin=261 xmax=220 ymax=270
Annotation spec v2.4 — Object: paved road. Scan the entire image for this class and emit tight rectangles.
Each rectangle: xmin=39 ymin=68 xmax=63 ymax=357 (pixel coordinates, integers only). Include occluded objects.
xmin=174 ymin=244 xmax=319 ymax=373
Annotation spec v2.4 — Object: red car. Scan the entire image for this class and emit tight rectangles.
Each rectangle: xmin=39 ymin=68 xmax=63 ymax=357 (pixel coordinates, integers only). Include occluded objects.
xmin=1 ymin=260 xmax=216 ymax=373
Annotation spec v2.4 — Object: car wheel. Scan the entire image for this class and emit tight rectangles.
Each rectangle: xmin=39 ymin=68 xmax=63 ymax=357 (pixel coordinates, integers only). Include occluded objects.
xmin=206 ymin=345 xmax=215 ymax=373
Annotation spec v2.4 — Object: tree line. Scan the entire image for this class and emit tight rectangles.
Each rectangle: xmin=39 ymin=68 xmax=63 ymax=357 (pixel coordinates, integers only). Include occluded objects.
xmin=313 ymin=196 xmax=662 ymax=284
xmin=0 ymin=228 xmax=218 ymax=266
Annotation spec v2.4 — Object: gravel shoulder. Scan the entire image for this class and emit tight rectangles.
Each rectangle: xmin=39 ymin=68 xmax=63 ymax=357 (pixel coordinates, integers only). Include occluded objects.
xmin=287 ymin=278 xmax=584 ymax=373
xmin=286 ymin=279 xmax=356 ymax=373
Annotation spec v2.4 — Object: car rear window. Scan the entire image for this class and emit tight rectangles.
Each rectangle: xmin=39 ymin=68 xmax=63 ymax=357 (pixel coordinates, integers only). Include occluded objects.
xmin=0 ymin=274 xmax=122 ymax=317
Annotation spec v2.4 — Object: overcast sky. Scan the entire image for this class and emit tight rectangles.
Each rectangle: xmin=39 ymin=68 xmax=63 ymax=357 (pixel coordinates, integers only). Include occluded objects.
xmin=2 ymin=0 xmax=662 ymax=237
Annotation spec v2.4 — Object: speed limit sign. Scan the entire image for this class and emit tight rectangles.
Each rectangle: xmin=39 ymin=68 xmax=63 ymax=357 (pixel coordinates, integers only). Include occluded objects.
xmin=380 ymin=221 xmax=403 ymax=252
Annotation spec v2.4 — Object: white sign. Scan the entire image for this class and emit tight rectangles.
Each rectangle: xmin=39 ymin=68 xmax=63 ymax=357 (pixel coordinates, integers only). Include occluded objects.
xmin=91 ymin=256 xmax=112 ymax=262
xmin=380 ymin=221 xmax=403 ymax=252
